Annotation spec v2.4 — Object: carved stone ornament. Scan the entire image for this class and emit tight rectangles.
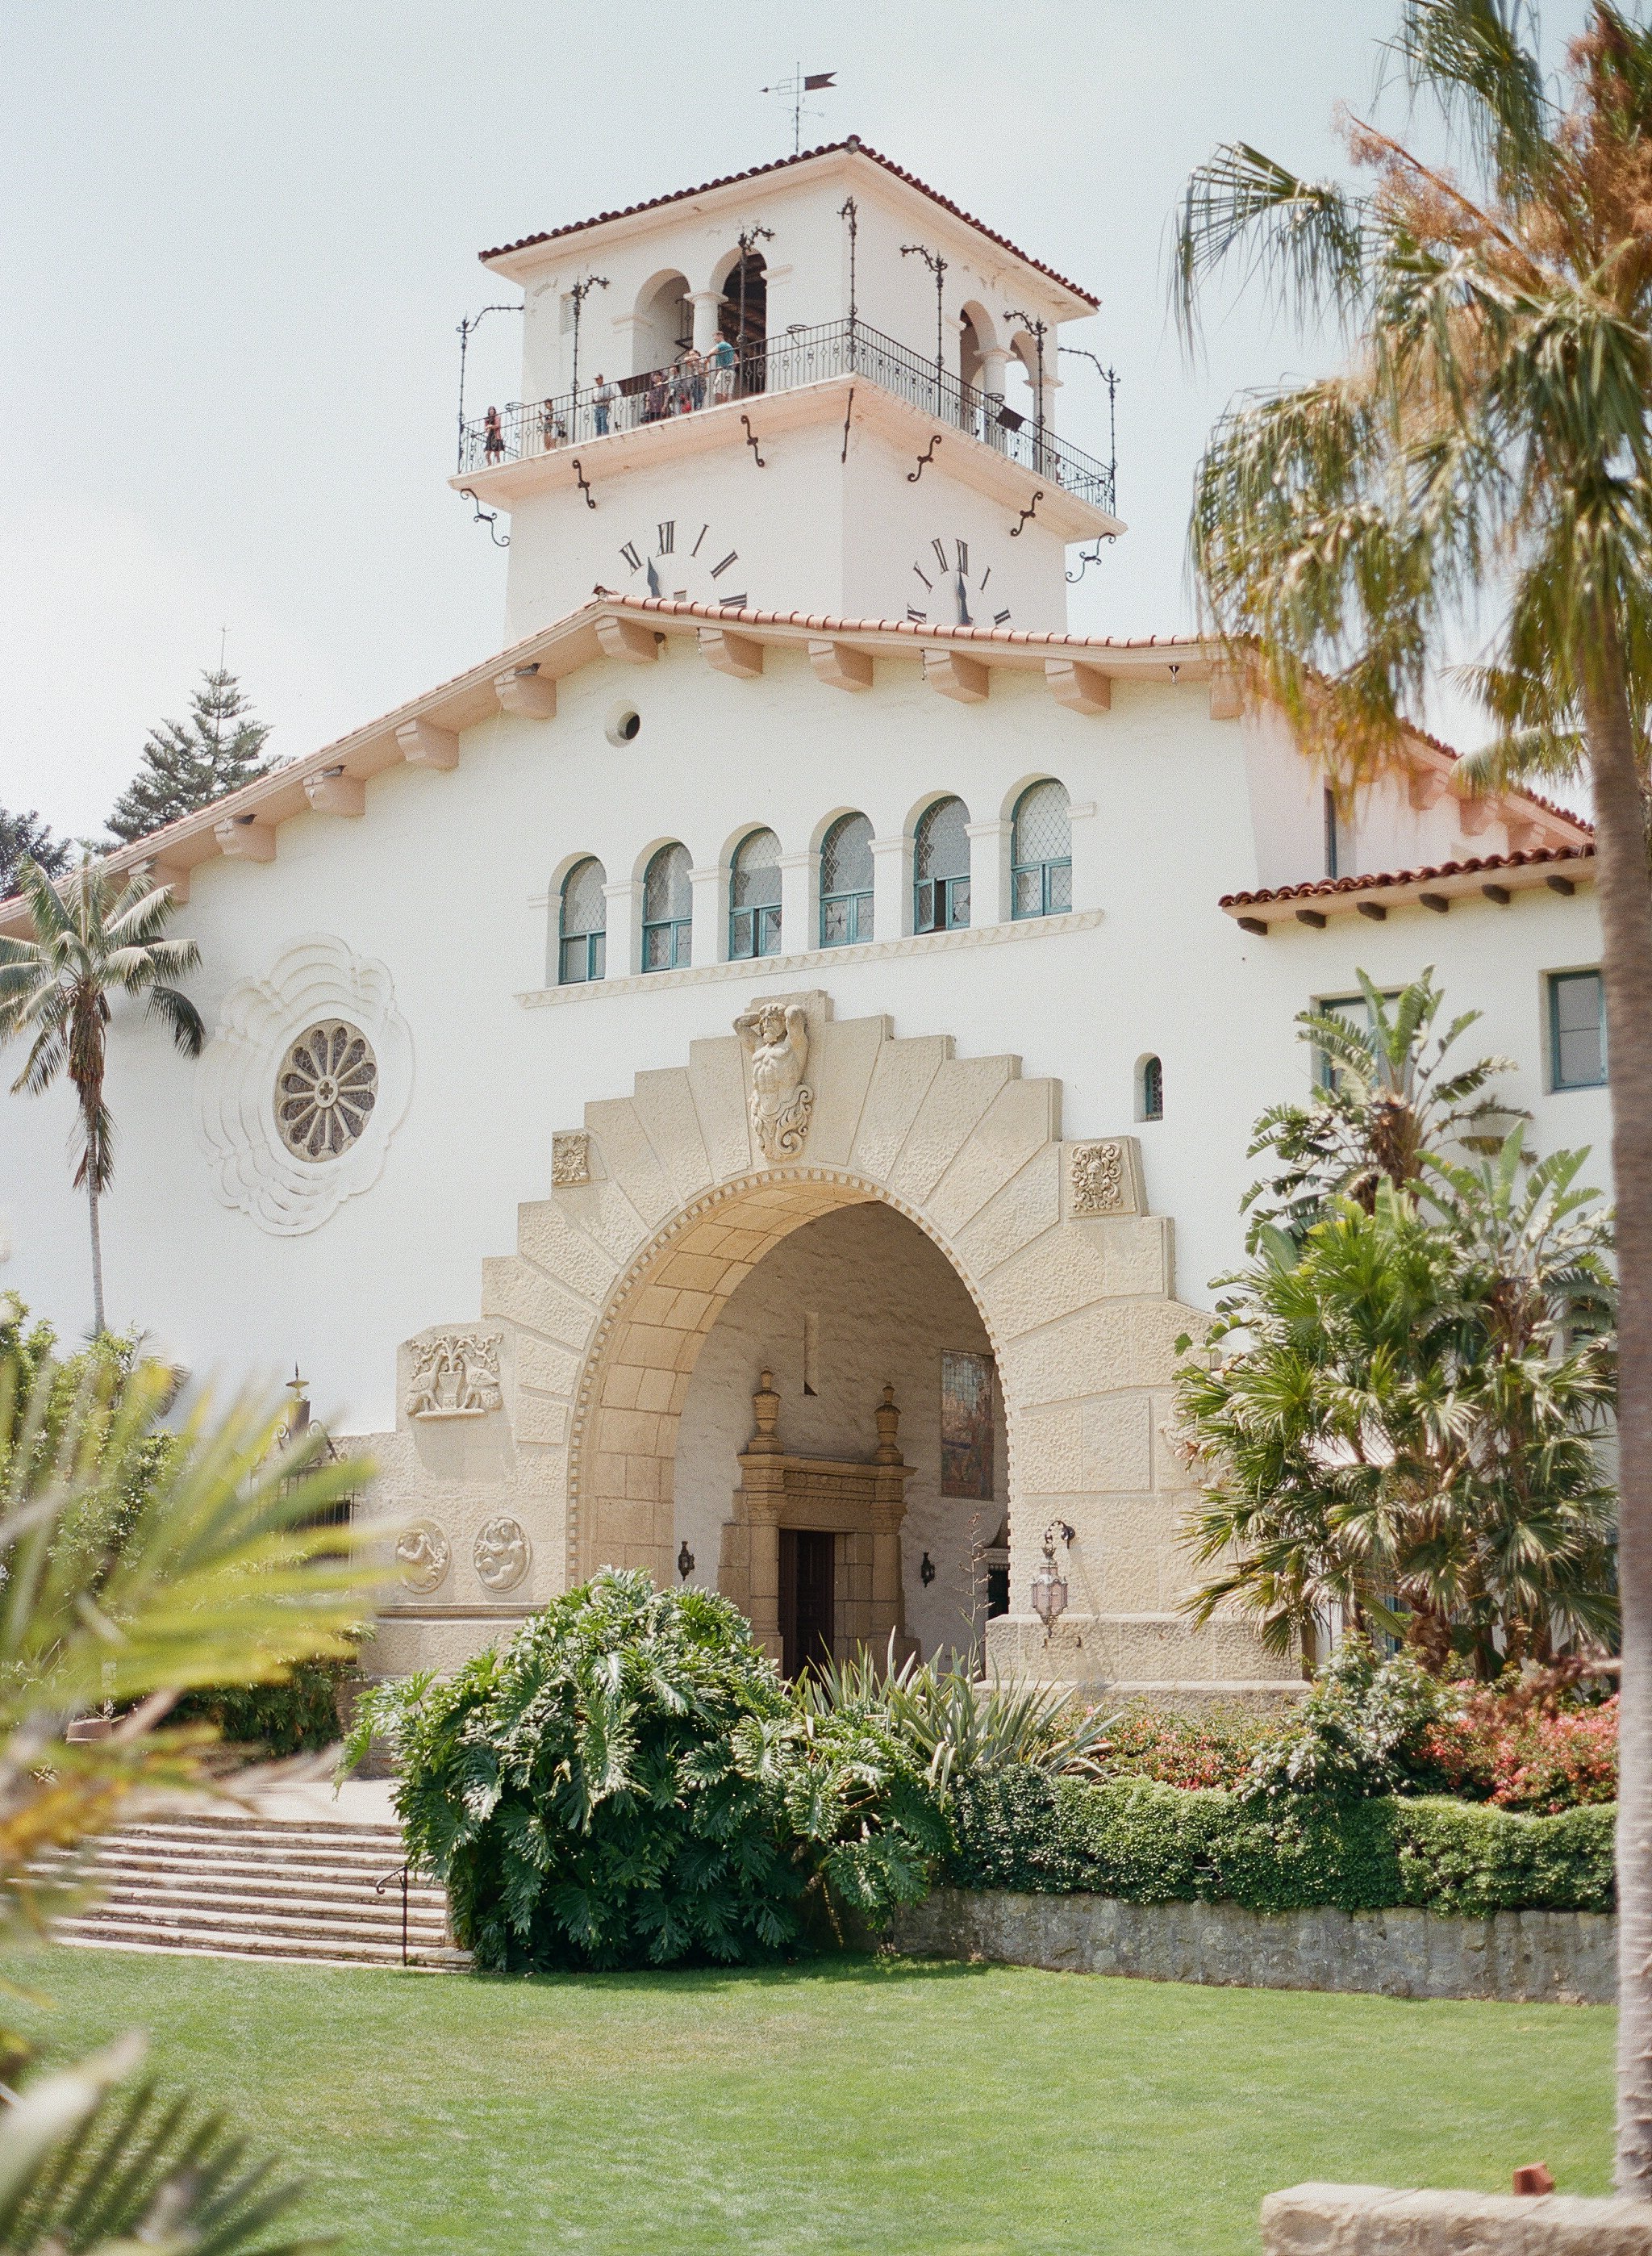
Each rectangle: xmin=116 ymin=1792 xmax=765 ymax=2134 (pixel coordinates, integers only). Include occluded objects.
xmin=405 ymin=1331 xmax=503 ymax=1420
xmin=195 ymin=935 xmax=412 ymax=1236
xmin=1070 ymin=1139 xmax=1127 ymax=1216
xmin=551 ymin=1130 xmax=591 ymax=1187
xmin=394 ymin=1519 xmax=451 ymax=1596
xmin=735 ymin=1001 xmax=814 ymax=1160
xmin=475 ymin=1514 xmax=531 ymax=1592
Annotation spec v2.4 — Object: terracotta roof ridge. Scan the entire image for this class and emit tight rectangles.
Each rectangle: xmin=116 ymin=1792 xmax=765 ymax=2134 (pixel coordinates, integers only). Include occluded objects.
xmin=603 ymin=591 xmax=1203 ymax=649
xmin=479 ymin=140 xmax=1100 ymax=307
xmin=1220 ymin=842 xmax=1596 ymax=908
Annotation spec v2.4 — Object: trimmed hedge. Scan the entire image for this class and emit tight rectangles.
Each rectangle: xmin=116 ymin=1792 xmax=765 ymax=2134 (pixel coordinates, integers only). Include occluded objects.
xmin=171 ymin=1664 xmax=347 ymax=1757
xmin=947 ymin=1771 xmax=1615 ymax=1919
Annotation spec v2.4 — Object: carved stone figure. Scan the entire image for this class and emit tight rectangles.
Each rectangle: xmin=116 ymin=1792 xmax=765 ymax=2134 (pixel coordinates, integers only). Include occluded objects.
xmin=474 ymin=1514 xmax=531 ymax=1592
xmin=394 ymin=1519 xmax=450 ymax=1595
xmin=551 ymin=1130 xmax=591 ymax=1186
xmin=405 ymin=1331 xmax=503 ymax=1419
xmin=1070 ymin=1140 xmax=1127 ymax=1216
xmin=735 ymin=1001 xmax=814 ymax=1160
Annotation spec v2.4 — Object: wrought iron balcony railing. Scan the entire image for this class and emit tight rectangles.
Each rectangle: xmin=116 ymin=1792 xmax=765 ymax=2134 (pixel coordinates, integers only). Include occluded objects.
xmin=457 ymin=319 xmax=1116 ymax=515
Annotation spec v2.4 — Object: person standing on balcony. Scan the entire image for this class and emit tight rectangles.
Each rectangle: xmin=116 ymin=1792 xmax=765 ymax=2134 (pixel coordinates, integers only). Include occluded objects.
xmin=483 ymin=406 xmax=504 ymax=463
xmin=710 ymin=332 xmax=736 ymax=405
xmin=540 ymin=399 xmax=566 ymax=451
xmin=683 ymin=345 xmax=705 ymax=412
xmin=592 ymin=374 xmax=615 ymax=437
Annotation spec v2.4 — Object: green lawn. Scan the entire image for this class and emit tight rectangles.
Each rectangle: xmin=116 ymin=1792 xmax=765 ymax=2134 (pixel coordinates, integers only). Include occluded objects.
xmin=12 ymin=1945 xmax=1613 ymax=2256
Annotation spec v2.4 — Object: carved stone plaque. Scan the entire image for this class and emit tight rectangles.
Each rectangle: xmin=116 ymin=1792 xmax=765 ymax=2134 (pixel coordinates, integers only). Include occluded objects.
xmin=1070 ymin=1140 xmax=1127 ymax=1216
xmin=405 ymin=1331 xmax=503 ymax=1420
xmin=395 ymin=1519 xmax=450 ymax=1595
xmin=551 ymin=1130 xmax=591 ymax=1186
xmin=475 ymin=1515 xmax=531 ymax=1593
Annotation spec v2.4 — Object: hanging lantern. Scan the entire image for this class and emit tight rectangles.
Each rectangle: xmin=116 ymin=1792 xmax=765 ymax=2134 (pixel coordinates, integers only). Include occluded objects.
xmin=1030 ymin=1527 xmax=1070 ymax=1631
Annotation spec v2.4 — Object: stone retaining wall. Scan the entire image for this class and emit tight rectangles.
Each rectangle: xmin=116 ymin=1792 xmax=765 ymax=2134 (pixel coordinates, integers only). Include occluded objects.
xmin=886 ymin=1886 xmax=1615 ymax=2004
xmin=1262 ymin=2183 xmax=1652 ymax=2253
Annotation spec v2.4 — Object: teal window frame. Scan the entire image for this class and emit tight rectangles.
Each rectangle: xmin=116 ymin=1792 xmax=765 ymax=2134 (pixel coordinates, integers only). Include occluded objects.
xmin=557 ymin=859 xmax=607 ymax=987
xmin=641 ymin=844 xmax=692 ymax=974
xmin=1009 ymin=782 xmax=1072 ymax=921
xmin=729 ymin=829 xmax=782 ymax=961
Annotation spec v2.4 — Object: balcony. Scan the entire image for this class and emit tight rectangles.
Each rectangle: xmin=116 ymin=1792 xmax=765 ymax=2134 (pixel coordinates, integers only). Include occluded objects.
xmin=457 ymin=319 xmax=1116 ymax=516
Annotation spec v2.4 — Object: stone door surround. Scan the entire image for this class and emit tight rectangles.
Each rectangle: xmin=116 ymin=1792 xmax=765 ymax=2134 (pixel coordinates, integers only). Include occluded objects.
xmin=718 ymin=1370 xmax=915 ymax=1669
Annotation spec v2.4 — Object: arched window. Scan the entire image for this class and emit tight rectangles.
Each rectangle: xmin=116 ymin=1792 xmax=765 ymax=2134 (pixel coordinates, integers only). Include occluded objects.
xmin=1141 ymin=1055 xmax=1164 ymax=1122
xmin=914 ymin=796 xmax=970 ymax=934
xmin=558 ymin=857 xmax=607 ymax=985
xmin=729 ymin=828 xmax=782 ymax=959
xmin=1011 ymin=780 xmax=1071 ymax=919
xmin=820 ymin=813 xmax=874 ymax=947
xmin=642 ymin=843 xmax=692 ymax=971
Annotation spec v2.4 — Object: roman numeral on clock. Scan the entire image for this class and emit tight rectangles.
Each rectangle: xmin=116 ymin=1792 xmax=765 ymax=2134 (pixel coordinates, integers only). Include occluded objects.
xmin=907 ymin=606 xmax=928 ymax=622
xmin=691 ymin=523 xmax=710 ymax=557
xmin=619 ymin=541 xmax=642 ymax=572
xmin=994 ymin=608 xmax=1012 ymax=625
xmin=710 ymin=550 xmax=740 ymax=579
xmin=912 ymin=563 xmax=932 ymax=591
xmin=956 ymin=539 xmax=969 ymax=574
xmin=932 ymin=538 xmax=949 ymax=572
xmin=657 ymin=520 xmax=675 ymax=554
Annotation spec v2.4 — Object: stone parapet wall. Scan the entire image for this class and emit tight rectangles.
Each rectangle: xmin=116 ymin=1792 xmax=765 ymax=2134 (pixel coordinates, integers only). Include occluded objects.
xmin=1262 ymin=2184 xmax=1652 ymax=2254
xmin=887 ymin=1886 xmax=1615 ymax=2004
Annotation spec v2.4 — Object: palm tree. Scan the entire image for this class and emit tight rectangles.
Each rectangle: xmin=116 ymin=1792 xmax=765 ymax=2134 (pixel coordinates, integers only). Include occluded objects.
xmin=1245 ymin=967 xmax=1517 ymax=1244
xmin=0 ymin=855 xmax=202 ymax=1335
xmin=1174 ymin=2 xmax=1652 ymax=2185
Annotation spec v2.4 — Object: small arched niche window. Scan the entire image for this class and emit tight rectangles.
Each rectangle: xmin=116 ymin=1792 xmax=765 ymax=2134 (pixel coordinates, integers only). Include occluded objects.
xmin=1139 ymin=1055 xmax=1164 ymax=1122
xmin=914 ymin=796 xmax=970 ymax=934
xmin=642 ymin=842 xmax=692 ymax=971
xmin=1012 ymin=780 xmax=1072 ymax=919
xmin=558 ymin=857 xmax=607 ymax=985
xmin=729 ymin=828 xmax=782 ymax=959
xmin=820 ymin=813 xmax=874 ymax=947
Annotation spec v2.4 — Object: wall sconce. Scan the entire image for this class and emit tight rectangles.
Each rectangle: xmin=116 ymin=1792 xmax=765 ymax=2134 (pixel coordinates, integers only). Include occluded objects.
xmin=920 ymin=1551 xmax=936 ymax=1586
xmin=677 ymin=1540 xmax=695 ymax=1581
xmin=1030 ymin=1520 xmax=1075 ymax=1636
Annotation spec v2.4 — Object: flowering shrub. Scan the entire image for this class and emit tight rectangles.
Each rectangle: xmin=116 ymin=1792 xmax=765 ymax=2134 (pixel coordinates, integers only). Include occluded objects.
xmin=1087 ymin=1704 xmax=1279 ymax=1790
xmin=1416 ymin=1689 xmax=1617 ymax=1814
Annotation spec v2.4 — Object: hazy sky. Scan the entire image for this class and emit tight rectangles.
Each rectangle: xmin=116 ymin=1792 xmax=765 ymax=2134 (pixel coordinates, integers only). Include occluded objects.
xmin=2 ymin=1 xmax=1593 ymax=841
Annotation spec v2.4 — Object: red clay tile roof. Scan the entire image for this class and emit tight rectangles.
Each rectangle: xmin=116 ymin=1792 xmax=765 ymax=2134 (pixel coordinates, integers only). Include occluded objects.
xmin=1220 ymin=844 xmax=1596 ymax=909
xmin=480 ymin=140 xmax=1100 ymax=308
xmin=597 ymin=591 xmax=1192 ymax=646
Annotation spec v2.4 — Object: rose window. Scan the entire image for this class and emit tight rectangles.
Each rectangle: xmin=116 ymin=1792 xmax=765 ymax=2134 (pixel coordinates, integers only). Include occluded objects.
xmin=274 ymin=1021 xmax=378 ymax=1161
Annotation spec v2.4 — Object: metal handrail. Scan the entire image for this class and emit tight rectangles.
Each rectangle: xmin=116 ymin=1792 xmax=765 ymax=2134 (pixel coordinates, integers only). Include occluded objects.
xmin=375 ymin=1862 xmax=410 ymax=1965
xmin=458 ymin=318 xmax=1115 ymax=512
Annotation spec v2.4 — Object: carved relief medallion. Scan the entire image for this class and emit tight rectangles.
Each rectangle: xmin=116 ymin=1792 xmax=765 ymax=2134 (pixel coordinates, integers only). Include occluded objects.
xmin=474 ymin=1515 xmax=531 ymax=1592
xmin=735 ymin=1001 xmax=814 ymax=1160
xmin=551 ymin=1130 xmax=591 ymax=1186
xmin=195 ymin=934 xmax=412 ymax=1236
xmin=395 ymin=1519 xmax=450 ymax=1595
xmin=406 ymin=1331 xmax=503 ymax=1420
xmin=1070 ymin=1140 xmax=1127 ymax=1216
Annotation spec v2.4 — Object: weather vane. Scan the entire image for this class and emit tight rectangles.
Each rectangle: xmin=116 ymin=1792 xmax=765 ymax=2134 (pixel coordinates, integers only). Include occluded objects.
xmin=761 ymin=65 xmax=836 ymax=154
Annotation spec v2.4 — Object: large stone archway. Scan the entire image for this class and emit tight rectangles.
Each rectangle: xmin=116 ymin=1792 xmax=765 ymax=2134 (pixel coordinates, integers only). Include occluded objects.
xmin=369 ymin=988 xmax=1298 ymax=1697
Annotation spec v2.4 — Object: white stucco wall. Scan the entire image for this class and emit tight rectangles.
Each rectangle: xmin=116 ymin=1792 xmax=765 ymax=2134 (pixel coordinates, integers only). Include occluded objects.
xmin=671 ymin=1200 xmax=1006 ymax=1666
xmin=0 ymin=642 xmax=1607 ymax=1456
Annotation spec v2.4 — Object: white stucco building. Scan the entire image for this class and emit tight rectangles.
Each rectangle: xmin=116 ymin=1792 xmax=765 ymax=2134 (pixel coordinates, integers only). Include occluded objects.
xmin=0 ymin=143 xmax=1606 ymax=1695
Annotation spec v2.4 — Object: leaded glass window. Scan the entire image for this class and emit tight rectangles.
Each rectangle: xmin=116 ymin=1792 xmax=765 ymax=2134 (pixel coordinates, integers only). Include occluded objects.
xmin=642 ymin=842 xmax=692 ymax=971
xmin=1141 ymin=1055 xmax=1163 ymax=1121
xmin=820 ymin=813 xmax=873 ymax=947
xmin=1011 ymin=779 xmax=1071 ymax=919
xmin=559 ymin=856 xmax=607 ymax=984
xmin=730 ymin=827 xmax=782 ymax=959
xmin=914 ymin=796 xmax=970 ymax=934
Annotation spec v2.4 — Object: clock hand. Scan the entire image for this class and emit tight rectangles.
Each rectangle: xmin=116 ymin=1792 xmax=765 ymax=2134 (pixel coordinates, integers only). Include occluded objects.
xmin=954 ymin=572 xmax=972 ymax=628
xmin=645 ymin=558 xmax=661 ymax=597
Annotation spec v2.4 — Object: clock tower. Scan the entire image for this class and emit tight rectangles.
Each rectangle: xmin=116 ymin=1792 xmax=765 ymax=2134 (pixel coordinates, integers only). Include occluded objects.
xmin=453 ymin=140 xmax=1121 ymax=641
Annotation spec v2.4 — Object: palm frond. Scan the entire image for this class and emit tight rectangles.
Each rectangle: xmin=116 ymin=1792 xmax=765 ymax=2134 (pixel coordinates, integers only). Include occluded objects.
xmin=1174 ymin=143 xmax=1370 ymax=348
xmin=1395 ymin=0 xmax=1554 ymax=198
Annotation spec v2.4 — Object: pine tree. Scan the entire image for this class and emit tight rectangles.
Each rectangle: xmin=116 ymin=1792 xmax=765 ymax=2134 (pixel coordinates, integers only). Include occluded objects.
xmin=107 ymin=668 xmax=275 ymax=845
xmin=0 ymin=806 xmax=70 ymax=896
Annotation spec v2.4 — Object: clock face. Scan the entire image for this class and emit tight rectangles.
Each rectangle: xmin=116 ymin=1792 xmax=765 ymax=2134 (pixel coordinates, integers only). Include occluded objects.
xmin=616 ymin=520 xmax=745 ymax=608
xmin=907 ymin=537 xmax=1010 ymax=629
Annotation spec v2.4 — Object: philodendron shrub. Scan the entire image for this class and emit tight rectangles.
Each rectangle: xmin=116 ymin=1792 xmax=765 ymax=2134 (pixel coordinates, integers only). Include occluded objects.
xmin=352 ymin=1569 xmax=949 ymax=1972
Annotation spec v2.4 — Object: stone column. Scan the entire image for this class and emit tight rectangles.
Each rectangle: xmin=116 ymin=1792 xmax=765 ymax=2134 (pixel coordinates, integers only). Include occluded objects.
xmin=778 ymin=849 xmax=813 ymax=959
xmin=689 ymin=290 xmax=722 ymax=354
xmin=966 ymin=818 xmax=1012 ymax=928
xmin=690 ymin=861 xmax=724 ymax=969
xmin=978 ymin=346 xmax=1011 ymax=447
xmin=871 ymin=833 xmax=909 ymax=940
xmin=602 ymin=879 xmax=640 ymax=980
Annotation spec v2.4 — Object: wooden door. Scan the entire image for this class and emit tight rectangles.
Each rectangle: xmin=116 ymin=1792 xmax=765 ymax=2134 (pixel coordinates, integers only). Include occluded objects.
xmin=778 ymin=1527 xmax=836 ymax=1679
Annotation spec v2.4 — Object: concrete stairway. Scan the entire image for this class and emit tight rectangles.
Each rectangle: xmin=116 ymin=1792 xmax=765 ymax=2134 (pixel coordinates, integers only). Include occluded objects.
xmin=45 ymin=1811 xmax=471 ymax=1971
